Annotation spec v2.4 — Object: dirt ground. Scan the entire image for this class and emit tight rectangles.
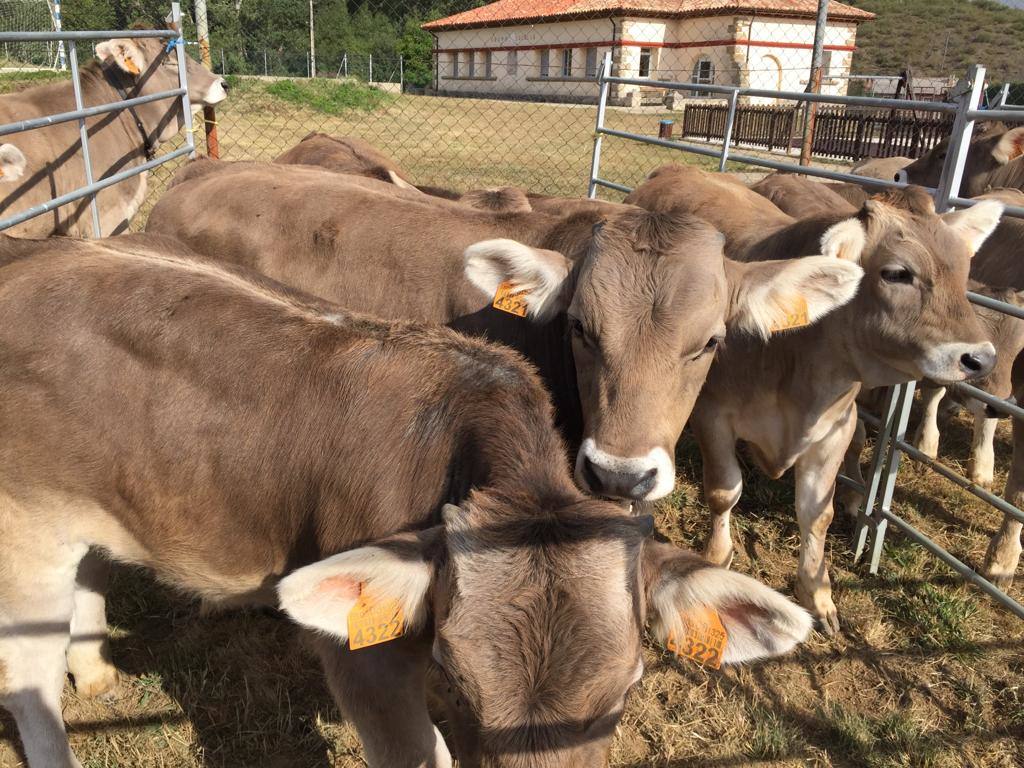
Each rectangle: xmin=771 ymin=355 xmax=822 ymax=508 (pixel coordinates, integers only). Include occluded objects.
xmin=1 ymin=81 xmax=1022 ymax=767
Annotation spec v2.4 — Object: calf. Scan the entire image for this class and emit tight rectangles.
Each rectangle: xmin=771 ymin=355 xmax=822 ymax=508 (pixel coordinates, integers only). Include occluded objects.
xmin=899 ymin=122 xmax=1024 ymax=196
xmin=627 ymin=165 xmax=1001 ymax=631
xmin=0 ymin=233 xmax=812 ymax=768
xmin=851 ymin=156 xmax=913 ymax=181
xmin=751 ymin=173 xmax=857 ymax=218
xmin=148 ymin=162 xmax=862 ymax=503
xmin=0 ymin=29 xmax=225 ymax=237
xmin=0 ymin=144 xmax=25 ymax=183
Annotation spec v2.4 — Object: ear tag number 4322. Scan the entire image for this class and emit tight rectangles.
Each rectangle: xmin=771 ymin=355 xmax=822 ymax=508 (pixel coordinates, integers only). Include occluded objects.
xmin=667 ymin=606 xmax=728 ymax=669
xmin=493 ymin=281 xmax=530 ymax=317
xmin=347 ymin=584 xmax=405 ymax=651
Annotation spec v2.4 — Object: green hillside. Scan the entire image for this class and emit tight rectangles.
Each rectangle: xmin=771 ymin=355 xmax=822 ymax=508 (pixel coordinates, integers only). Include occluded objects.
xmin=850 ymin=0 xmax=1024 ymax=81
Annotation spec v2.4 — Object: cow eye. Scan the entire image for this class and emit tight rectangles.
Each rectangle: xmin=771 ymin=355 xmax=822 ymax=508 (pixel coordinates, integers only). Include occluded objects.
xmin=692 ymin=335 xmax=722 ymax=360
xmin=880 ymin=266 xmax=914 ymax=284
xmin=570 ymin=317 xmax=597 ymax=351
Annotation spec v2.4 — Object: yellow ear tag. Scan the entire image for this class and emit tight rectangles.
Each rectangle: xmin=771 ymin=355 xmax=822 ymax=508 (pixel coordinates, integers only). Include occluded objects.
xmin=666 ymin=606 xmax=728 ymax=669
xmin=492 ymin=281 xmax=529 ymax=317
xmin=347 ymin=583 xmax=405 ymax=650
xmin=769 ymin=295 xmax=810 ymax=333
xmin=123 ymin=56 xmax=141 ymax=75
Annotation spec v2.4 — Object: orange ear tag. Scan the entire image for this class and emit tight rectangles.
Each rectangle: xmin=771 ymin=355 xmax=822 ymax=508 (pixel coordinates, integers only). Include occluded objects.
xmin=666 ymin=606 xmax=728 ymax=669
xmin=123 ymin=56 xmax=141 ymax=76
xmin=492 ymin=281 xmax=529 ymax=317
xmin=769 ymin=295 xmax=810 ymax=333
xmin=347 ymin=583 xmax=405 ymax=650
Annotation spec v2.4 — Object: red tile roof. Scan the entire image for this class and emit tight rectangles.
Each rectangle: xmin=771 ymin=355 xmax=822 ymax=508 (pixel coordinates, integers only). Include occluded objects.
xmin=422 ymin=0 xmax=875 ymax=31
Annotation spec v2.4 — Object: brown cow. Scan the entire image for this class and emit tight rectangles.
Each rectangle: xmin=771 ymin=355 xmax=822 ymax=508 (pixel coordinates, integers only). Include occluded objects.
xmin=851 ymin=155 xmax=913 ymax=181
xmin=899 ymin=122 xmax=1024 ymax=196
xmin=147 ymin=161 xmax=862 ymax=503
xmin=0 ymin=233 xmax=812 ymax=768
xmin=0 ymin=31 xmax=225 ymax=237
xmin=273 ymin=131 xmax=417 ymax=187
xmin=0 ymin=144 xmax=26 ymax=183
xmin=751 ymin=173 xmax=858 ymax=218
xmin=627 ymin=165 xmax=1001 ymax=631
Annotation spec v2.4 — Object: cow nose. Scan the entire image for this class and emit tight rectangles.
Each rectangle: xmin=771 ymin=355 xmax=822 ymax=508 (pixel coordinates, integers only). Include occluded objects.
xmin=220 ymin=78 xmax=230 ymax=91
xmin=959 ymin=347 xmax=996 ymax=378
xmin=582 ymin=457 xmax=657 ymax=500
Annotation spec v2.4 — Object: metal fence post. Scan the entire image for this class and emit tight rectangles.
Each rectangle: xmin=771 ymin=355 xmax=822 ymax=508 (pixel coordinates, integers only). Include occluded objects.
xmin=587 ymin=52 xmax=612 ymax=199
xmin=853 ymin=385 xmax=903 ymax=561
xmin=399 ymin=55 xmax=404 ymax=90
xmin=718 ymin=88 xmax=739 ymax=172
xmin=369 ymin=54 xmax=373 ymax=84
xmin=171 ymin=2 xmax=196 ymax=161
xmin=66 ymin=40 xmax=101 ymax=238
xmin=799 ymin=0 xmax=829 ymax=166
xmin=52 ymin=0 xmax=67 ymax=70
xmin=934 ymin=65 xmax=985 ymax=212
xmin=193 ymin=0 xmax=219 ymax=159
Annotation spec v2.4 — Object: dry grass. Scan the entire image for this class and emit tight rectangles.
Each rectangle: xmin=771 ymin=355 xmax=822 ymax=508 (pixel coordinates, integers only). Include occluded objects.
xmin=2 ymin=80 xmax=1023 ymax=768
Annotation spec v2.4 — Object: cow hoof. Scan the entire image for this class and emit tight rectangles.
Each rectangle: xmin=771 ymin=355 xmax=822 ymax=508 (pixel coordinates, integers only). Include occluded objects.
xmin=916 ymin=436 xmax=939 ymax=460
xmin=702 ymin=543 xmax=734 ymax=569
xmin=70 ymin=660 xmax=121 ymax=699
xmin=818 ymin=608 xmax=841 ymax=637
xmin=968 ymin=467 xmax=994 ymax=490
xmin=981 ymin=559 xmax=1018 ymax=590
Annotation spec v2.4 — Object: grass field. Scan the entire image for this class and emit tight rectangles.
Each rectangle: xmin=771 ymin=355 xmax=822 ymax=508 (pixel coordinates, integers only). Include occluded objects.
xmin=1 ymin=78 xmax=1023 ymax=768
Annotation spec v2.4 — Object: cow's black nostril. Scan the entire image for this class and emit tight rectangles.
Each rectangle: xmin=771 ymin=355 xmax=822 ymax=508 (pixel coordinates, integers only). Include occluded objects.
xmin=582 ymin=457 xmax=604 ymax=494
xmin=960 ymin=352 xmax=984 ymax=373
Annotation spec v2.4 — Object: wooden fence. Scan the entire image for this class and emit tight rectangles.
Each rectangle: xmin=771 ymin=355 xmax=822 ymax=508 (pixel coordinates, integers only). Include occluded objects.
xmin=679 ymin=103 xmax=954 ymax=161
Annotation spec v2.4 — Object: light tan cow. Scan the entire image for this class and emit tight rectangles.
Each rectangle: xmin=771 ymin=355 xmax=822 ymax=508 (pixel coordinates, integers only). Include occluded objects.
xmin=899 ymin=122 xmax=1024 ymax=195
xmin=0 ymin=144 xmax=26 ymax=183
xmin=627 ymin=165 xmax=1001 ymax=632
xmin=851 ymin=155 xmax=913 ymax=181
xmin=0 ymin=233 xmax=812 ymax=768
xmin=0 ymin=30 xmax=225 ymax=237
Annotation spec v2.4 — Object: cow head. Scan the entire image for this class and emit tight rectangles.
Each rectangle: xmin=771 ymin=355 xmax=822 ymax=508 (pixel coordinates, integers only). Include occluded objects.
xmin=821 ymin=188 xmax=1001 ymax=386
xmin=463 ymin=208 xmax=862 ymax=501
xmin=898 ymin=123 xmax=1024 ymax=195
xmin=278 ymin=497 xmax=812 ymax=767
xmin=0 ymin=143 xmax=26 ymax=182
xmin=96 ymin=31 xmax=226 ymax=143
xmin=955 ymin=285 xmax=1024 ymax=417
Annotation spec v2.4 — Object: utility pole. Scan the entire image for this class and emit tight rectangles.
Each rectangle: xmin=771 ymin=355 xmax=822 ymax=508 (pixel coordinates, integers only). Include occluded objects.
xmin=309 ymin=0 xmax=316 ymax=78
xmin=800 ymin=0 xmax=829 ymax=166
xmin=194 ymin=0 xmax=220 ymax=158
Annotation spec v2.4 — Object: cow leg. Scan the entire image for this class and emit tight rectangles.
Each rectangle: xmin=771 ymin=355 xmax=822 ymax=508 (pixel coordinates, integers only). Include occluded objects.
xmin=0 ymin=517 xmax=86 ymax=768
xmin=793 ymin=404 xmax=858 ymax=636
xmin=311 ymin=633 xmax=451 ymax=768
xmin=835 ymin=417 xmax=867 ymax=520
xmin=914 ymin=384 xmax=946 ymax=459
xmin=694 ymin=417 xmax=742 ymax=568
xmin=66 ymin=550 xmax=120 ymax=698
xmin=983 ymin=417 xmax=1024 ymax=588
xmin=968 ymin=413 xmax=998 ymax=489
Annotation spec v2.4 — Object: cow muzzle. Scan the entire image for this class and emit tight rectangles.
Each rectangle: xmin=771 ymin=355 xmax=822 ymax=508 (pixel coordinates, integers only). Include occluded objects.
xmin=919 ymin=341 xmax=996 ymax=385
xmin=575 ymin=439 xmax=675 ymax=501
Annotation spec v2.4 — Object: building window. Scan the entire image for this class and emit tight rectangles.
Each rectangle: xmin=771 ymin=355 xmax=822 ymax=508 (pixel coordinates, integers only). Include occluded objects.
xmin=639 ymin=47 xmax=653 ymax=78
xmin=507 ymin=49 xmax=518 ymax=76
xmin=586 ymin=47 xmax=598 ymax=77
xmin=451 ymin=52 xmax=459 ymax=78
xmin=484 ymin=50 xmax=493 ymax=77
xmin=467 ymin=50 xmax=475 ymax=77
xmin=539 ymin=49 xmax=550 ymax=78
xmin=692 ymin=57 xmax=714 ymax=85
xmin=561 ymin=48 xmax=573 ymax=77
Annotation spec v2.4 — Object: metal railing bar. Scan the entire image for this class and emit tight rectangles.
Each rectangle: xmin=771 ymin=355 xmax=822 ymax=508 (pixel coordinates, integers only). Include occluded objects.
xmin=965 ymin=108 xmax=1024 ymax=123
xmin=725 ymin=150 xmax=937 ymax=192
xmin=0 ymin=89 xmax=185 ymax=139
xmin=591 ymin=177 xmax=634 ymax=194
xmin=836 ymin=475 xmax=866 ymax=493
xmin=0 ymin=30 xmax=173 ymax=43
xmin=67 ymin=40 xmax=100 ymax=237
xmin=0 ymin=145 xmax=192 ymax=232
xmin=948 ymin=381 xmax=1024 ymax=421
xmin=892 ymin=437 xmax=1024 ymax=525
xmin=602 ymin=75 xmax=958 ymax=112
xmin=596 ymin=127 xmax=724 ymax=160
xmin=877 ymin=507 xmax=1024 ymax=620
xmin=860 ymin=410 xmax=881 ymax=429
xmin=967 ymin=290 xmax=1024 ymax=320
xmin=948 ymin=197 xmax=1024 ymax=219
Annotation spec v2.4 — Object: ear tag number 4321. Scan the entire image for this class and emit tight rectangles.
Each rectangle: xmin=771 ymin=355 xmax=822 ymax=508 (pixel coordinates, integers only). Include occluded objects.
xmin=347 ymin=584 xmax=405 ymax=651
xmin=493 ymin=281 xmax=530 ymax=317
xmin=667 ymin=606 xmax=728 ymax=669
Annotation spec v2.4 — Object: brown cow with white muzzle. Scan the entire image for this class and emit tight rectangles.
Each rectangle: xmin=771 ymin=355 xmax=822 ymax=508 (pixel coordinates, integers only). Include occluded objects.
xmin=627 ymin=165 xmax=1002 ymax=632
xmin=898 ymin=122 xmax=1024 ymax=195
xmin=0 ymin=233 xmax=812 ymax=768
xmin=147 ymin=162 xmax=862 ymax=504
xmin=0 ymin=28 xmax=225 ymax=236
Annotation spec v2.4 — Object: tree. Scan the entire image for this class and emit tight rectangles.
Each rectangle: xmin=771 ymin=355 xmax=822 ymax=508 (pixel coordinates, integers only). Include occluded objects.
xmin=397 ymin=16 xmax=432 ymax=88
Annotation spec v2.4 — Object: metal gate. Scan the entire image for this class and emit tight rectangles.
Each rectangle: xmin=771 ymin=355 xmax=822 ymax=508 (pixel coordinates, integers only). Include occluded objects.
xmin=0 ymin=1 xmax=196 ymax=235
xmin=587 ymin=54 xmax=1024 ymax=619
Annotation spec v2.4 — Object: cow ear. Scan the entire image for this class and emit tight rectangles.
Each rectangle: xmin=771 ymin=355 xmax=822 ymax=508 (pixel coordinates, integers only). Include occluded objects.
xmin=464 ymin=239 xmax=572 ymax=323
xmin=820 ymin=217 xmax=867 ymax=263
xmin=277 ymin=529 xmax=439 ymax=641
xmin=642 ymin=542 xmax=812 ymax=665
xmin=0 ymin=143 xmax=26 ymax=182
xmin=992 ymin=126 xmax=1024 ymax=165
xmin=386 ymin=169 xmax=418 ymax=191
xmin=943 ymin=200 xmax=1004 ymax=256
xmin=96 ymin=38 xmax=148 ymax=76
xmin=725 ymin=256 xmax=863 ymax=339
